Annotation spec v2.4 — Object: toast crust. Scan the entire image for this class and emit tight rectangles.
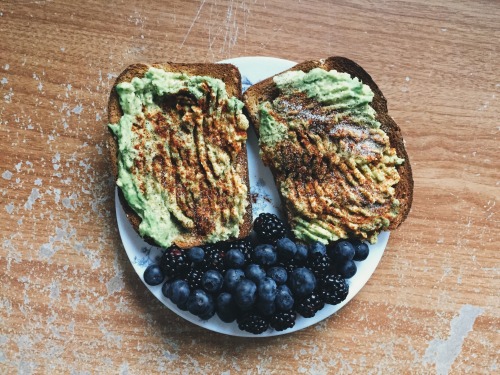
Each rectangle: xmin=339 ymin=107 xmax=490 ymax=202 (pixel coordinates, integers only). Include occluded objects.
xmin=108 ymin=63 xmax=252 ymax=248
xmin=244 ymin=56 xmax=413 ymax=239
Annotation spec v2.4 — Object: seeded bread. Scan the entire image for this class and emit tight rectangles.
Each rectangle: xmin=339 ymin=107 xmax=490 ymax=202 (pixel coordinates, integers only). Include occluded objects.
xmin=243 ymin=56 xmax=413 ymax=240
xmin=108 ymin=63 xmax=252 ymax=248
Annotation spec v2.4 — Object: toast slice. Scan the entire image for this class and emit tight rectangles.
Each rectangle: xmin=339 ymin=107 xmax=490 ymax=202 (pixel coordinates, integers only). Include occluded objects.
xmin=244 ymin=56 xmax=413 ymax=244
xmin=108 ymin=63 xmax=252 ymax=249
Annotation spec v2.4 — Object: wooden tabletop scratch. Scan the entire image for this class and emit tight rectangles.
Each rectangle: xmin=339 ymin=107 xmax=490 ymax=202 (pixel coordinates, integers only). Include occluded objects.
xmin=180 ymin=0 xmax=208 ymax=49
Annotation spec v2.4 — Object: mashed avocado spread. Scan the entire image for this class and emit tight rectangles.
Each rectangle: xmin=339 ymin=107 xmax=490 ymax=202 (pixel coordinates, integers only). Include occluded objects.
xmin=108 ymin=67 xmax=249 ymax=248
xmin=258 ymin=68 xmax=404 ymax=244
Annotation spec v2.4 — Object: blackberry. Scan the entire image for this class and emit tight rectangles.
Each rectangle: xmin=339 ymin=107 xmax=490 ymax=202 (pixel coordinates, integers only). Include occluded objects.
xmin=253 ymin=213 xmax=287 ymax=244
xmin=228 ymin=238 xmax=253 ymax=263
xmin=269 ymin=310 xmax=296 ymax=331
xmin=186 ymin=268 xmax=203 ymax=290
xmin=197 ymin=244 xmax=226 ymax=272
xmin=319 ymin=274 xmax=349 ymax=305
xmin=237 ymin=311 xmax=269 ymax=334
xmin=306 ymin=254 xmax=331 ymax=278
xmin=160 ymin=246 xmax=190 ymax=280
xmin=278 ymin=258 xmax=301 ymax=275
xmin=294 ymin=293 xmax=325 ymax=318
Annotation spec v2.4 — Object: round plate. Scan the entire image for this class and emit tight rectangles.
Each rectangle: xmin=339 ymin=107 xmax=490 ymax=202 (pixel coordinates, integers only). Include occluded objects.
xmin=115 ymin=56 xmax=389 ymax=337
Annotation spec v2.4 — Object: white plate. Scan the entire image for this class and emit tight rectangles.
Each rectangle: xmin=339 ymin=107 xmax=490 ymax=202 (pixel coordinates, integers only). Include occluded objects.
xmin=115 ymin=56 xmax=389 ymax=337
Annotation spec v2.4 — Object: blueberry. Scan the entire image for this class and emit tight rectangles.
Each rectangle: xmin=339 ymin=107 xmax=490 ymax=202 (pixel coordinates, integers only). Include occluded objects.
xmin=352 ymin=241 xmax=370 ymax=261
xmin=338 ymin=260 xmax=357 ymax=279
xmin=257 ymin=299 xmax=276 ymax=316
xmin=199 ymin=299 xmax=216 ymax=320
xmin=201 ymin=270 xmax=223 ymax=293
xmin=308 ymin=241 xmax=327 ymax=257
xmin=225 ymin=249 xmax=246 ymax=269
xmin=163 ymin=279 xmax=190 ymax=307
xmin=161 ymin=280 xmax=172 ymax=297
xmin=224 ymin=269 xmax=245 ymax=292
xmin=252 ymin=244 xmax=277 ymax=266
xmin=289 ymin=267 xmax=316 ymax=298
xmin=143 ymin=264 xmax=165 ymax=286
xmin=258 ymin=277 xmax=277 ymax=302
xmin=267 ymin=267 xmax=288 ymax=285
xmin=275 ymin=285 xmax=294 ymax=311
xmin=216 ymin=293 xmax=238 ymax=323
xmin=162 ymin=280 xmax=188 ymax=310
xmin=276 ymin=238 xmax=297 ymax=261
xmin=187 ymin=289 xmax=213 ymax=316
xmin=245 ymin=264 xmax=266 ymax=284
xmin=177 ymin=300 xmax=188 ymax=311
xmin=294 ymin=243 xmax=308 ymax=262
xmin=328 ymin=241 xmax=355 ymax=262
xmin=234 ymin=279 xmax=257 ymax=310
xmin=187 ymin=247 xmax=205 ymax=263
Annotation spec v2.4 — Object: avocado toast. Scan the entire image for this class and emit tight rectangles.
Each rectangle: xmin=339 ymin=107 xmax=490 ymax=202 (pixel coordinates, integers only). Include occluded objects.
xmin=108 ymin=63 xmax=252 ymax=248
xmin=244 ymin=56 xmax=413 ymax=244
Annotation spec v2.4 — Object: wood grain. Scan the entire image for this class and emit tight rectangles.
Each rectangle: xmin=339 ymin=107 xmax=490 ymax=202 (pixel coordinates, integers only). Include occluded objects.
xmin=0 ymin=0 xmax=498 ymax=373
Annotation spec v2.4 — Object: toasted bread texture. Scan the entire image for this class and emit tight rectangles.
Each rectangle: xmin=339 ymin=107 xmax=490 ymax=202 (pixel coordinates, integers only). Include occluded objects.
xmin=108 ymin=63 xmax=252 ymax=249
xmin=244 ymin=56 xmax=413 ymax=242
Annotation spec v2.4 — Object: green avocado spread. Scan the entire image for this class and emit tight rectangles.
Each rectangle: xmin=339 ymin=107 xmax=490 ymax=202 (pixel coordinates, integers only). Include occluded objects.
xmin=258 ymin=68 xmax=404 ymax=244
xmin=108 ymin=67 xmax=249 ymax=248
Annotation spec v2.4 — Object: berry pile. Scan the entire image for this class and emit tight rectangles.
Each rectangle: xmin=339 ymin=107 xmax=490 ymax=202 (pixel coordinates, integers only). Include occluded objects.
xmin=143 ymin=213 xmax=371 ymax=334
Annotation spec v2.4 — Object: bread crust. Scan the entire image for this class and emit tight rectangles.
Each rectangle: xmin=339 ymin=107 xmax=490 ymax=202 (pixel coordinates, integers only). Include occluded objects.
xmin=243 ymin=56 xmax=413 ymax=236
xmin=107 ymin=63 xmax=252 ymax=248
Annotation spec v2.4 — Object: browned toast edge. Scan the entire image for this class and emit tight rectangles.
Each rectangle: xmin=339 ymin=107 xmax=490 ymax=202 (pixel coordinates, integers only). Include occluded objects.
xmin=107 ymin=63 xmax=252 ymax=248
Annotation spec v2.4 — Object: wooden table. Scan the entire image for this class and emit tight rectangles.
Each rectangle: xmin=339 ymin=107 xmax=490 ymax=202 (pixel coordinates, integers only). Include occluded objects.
xmin=1 ymin=1 xmax=498 ymax=373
